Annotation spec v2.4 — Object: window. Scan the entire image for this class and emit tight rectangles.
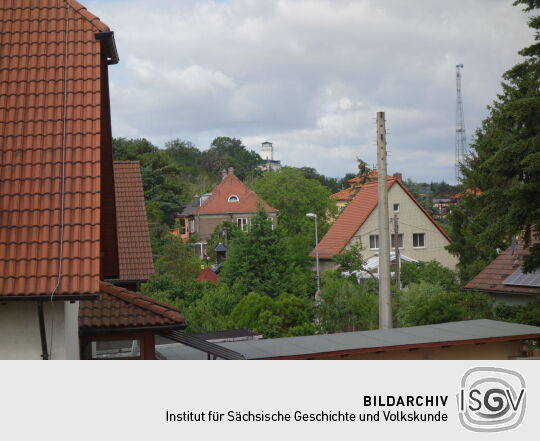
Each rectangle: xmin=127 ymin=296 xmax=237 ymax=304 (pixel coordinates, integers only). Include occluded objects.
xmin=393 ymin=203 xmax=400 ymax=213
xmin=391 ymin=233 xmax=404 ymax=248
xmin=91 ymin=339 xmax=141 ymax=360
xmin=369 ymin=234 xmax=379 ymax=249
xmin=413 ymin=233 xmax=425 ymax=248
xmin=189 ymin=219 xmax=195 ymax=233
xmin=180 ymin=219 xmax=186 ymax=235
xmin=237 ymin=217 xmax=249 ymax=232
xmin=228 ymin=195 xmax=239 ymax=202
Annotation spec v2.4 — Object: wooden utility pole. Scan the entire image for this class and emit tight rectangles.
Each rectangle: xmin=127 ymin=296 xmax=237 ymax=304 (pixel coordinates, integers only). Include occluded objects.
xmin=393 ymin=213 xmax=401 ymax=289
xmin=377 ymin=111 xmax=392 ymax=329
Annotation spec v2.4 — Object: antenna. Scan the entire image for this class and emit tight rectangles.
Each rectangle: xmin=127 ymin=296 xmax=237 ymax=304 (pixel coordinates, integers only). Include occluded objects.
xmin=455 ymin=64 xmax=467 ymax=182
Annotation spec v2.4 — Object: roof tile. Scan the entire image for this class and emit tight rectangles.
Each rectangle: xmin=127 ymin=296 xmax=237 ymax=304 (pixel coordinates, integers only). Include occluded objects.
xmin=465 ymin=240 xmax=540 ymax=296
xmin=193 ymin=171 xmax=277 ymax=215
xmin=79 ymin=281 xmax=186 ymax=330
xmin=113 ymin=161 xmax=155 ymax=281
xmin=0 ymin=0 xmax=109 ymax=297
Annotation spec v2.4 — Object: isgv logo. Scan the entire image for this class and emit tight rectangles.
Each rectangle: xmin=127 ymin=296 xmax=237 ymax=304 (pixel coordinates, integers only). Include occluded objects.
xmin=457 ymin=367 xmax=526 ymax=432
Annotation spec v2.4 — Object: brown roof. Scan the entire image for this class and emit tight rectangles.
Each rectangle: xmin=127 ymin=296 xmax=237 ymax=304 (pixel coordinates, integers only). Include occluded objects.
xmin=79 ymin=282 xmax=186 ymax=331
xmin=464 ymin=240 xmax=540 ymax=296
xmin=0 ymin=0 xmax=113 ymax=297
xmin=313 ymin=178 xmax=451 ymax=259
xmin=193 ymin=169 xmax=277 ymax=215
xmin=197 ymin=267 xmax=218 ymax=284
xmin=113 ymin=161 xmax=155 ymax=281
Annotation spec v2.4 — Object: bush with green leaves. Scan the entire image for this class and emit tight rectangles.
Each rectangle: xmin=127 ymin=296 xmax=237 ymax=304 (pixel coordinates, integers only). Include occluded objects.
xmin=494 ymin=299 xmax=540 ymax=327
xmin=396 ymin=282 xmax=493 ymax=327
xmin=400 ymin=260 xmax=458 ymax=291
xmin=317 ymin=273 xmax=378 ymax=333
xmin=228 ymin=292 xmax=315 ymax=338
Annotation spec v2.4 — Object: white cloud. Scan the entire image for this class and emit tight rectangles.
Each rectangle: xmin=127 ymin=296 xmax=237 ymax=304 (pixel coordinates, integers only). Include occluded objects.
xmin=88 ymin=0 xmax=533 ymax=182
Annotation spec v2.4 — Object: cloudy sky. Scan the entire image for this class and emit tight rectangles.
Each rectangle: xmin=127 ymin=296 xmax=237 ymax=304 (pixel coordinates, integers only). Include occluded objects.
xmin=88 ymin=0 xmax=533 ymax=183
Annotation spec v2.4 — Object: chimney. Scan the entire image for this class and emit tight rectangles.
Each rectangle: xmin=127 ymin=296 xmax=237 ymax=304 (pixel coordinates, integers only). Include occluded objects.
xmin=221 ymin=169 xmax=227 ymax=180
xmin=393 ymin=172 xmax=402 ymax=183
xmin=228 ymin=167 xmax=234 ymax=176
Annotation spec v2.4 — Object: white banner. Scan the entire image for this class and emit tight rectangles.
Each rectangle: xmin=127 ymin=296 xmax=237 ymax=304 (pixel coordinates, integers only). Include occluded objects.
xmin=0 ymin=361 xmax=537 ymax=440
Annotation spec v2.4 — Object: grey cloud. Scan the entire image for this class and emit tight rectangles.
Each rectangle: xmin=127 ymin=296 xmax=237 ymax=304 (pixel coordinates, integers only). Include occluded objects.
xmin=88 ymin=0 xmax=532 ymax=182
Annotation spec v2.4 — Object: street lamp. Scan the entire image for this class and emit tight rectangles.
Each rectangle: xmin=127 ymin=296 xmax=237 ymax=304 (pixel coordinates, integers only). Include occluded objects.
xmin=306 ymin=213 xmax=321 ymax=300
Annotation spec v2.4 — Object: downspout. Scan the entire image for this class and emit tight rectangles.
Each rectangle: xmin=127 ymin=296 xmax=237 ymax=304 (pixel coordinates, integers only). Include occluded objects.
xmin=37 ymin=302 xmax=49 ymax=360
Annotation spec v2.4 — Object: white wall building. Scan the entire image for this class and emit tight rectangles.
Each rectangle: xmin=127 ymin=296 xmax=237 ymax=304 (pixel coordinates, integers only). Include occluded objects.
xmin=259 ymin=141 xmax=282 ymax=171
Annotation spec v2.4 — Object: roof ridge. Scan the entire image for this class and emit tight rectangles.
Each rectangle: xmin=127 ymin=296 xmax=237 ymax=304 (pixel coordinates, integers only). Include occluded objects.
xmin=67 ymin=0 xmax=110 ymax=33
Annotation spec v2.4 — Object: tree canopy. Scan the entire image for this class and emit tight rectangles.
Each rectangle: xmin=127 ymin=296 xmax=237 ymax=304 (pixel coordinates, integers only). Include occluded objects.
xmin=449 ymin=0 xmax=540 ymax=274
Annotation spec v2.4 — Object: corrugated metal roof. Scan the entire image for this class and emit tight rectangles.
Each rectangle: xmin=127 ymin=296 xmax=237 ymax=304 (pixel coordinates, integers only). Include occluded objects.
xmin=157 ymin=320 xmax=540 ymax=360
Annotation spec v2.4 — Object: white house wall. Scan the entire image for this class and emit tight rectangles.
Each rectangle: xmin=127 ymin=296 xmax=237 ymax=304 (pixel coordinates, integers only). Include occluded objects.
xmin=0 ymin=301 xmax=79 ymax=360
xmin=350 ymin=184 xmax=458 ymax=269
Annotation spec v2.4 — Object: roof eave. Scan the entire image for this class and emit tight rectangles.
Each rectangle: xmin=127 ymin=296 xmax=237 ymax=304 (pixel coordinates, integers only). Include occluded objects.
xmin=95 ymin=31 xmax=119 ymax=65
xmin=0 ymin=293 xmax=99 ymax=302
xmin=79 ymin=322 xmax=188 ymax=336
xmin=256 ymin=332 xmax=540 ymax=360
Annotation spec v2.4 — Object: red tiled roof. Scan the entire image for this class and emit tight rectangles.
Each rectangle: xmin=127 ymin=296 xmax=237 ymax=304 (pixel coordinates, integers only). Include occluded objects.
xmin=79 ymin=282 xmax=186 ymax=330
xmin=0 ymin=0 xmax=115 ymax=297
xmin=464 ymin=240 xmax=540 ymax=296
xmin=450 ymin=188 xmax=482 ymax=200
xmin=347 ymin=170 xmax=381 ymax=184
xmin=113 ymin=161 xmax=155 ymax=281
xmin=330 ymin=187 xmax=357 ymax=201
xmin=312 ymin=178 xmax=451 ymax=259
xmin=197 ymin=267 xmax=218 ymax=284
xmin=194 ymin=170 xmax=277 ymax=215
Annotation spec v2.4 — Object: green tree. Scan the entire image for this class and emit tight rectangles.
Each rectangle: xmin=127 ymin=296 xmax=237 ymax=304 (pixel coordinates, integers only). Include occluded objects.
xmin=334 ymin=243 xmax=366 ymax=274
xmin=156 ymin=236 xmax=201 ymax=280
xmin=316 ymin=273 xmax=379 ymax=333
xmin=205 ymin=221 xmax=242 ymax=264
xmin=450 ymin=0 xmax=540 ymax=272
xmin=253 ymin=167 xmax=337 ymax=237
xmin=201 ymin=137 xmax=262 ymax=180
xmin=220 ymin=211 xmax=308 ymax=297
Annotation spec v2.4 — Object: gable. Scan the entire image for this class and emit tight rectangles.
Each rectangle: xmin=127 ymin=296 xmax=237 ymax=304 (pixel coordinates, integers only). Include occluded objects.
xmin=195 ymin=173 xmax=277 ymax=215
xmin=314 ymin=177 xmax=450 ymax=259
xmin=354 ymin=183 xmax=451 ymax=244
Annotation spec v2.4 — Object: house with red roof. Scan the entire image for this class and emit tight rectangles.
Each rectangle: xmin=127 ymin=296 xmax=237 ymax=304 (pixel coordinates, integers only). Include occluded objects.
xmin=0 ymin=1 xmax=185 ymax=360
xmin=175 ymin=167 xmax=278 ymax=258
xmin=312 ymin=175 xmax=458 ymax=272
xmin=330 ymin=170 xmax=394 ymax=214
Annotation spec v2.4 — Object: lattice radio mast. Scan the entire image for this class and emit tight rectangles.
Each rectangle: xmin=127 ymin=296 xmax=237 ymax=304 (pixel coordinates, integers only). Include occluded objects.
xmin=455 ymin=64 xmax=466 ymax=182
